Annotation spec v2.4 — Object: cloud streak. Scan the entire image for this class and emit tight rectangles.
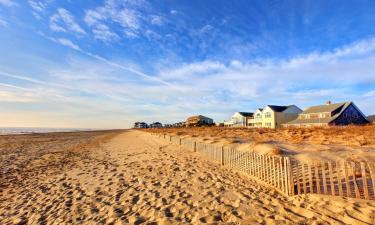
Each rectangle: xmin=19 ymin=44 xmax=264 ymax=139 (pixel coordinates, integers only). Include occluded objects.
xmin=50 ymin=8 xmax=86 ymax=35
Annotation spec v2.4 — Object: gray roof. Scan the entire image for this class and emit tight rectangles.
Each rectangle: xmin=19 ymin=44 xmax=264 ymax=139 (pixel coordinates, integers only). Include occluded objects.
xmin=287 ymin=102 xmax=352 ymax=125
xmin=301 ymin=102 xmax=347 ymax=114
xmin=238 ymin=112 xmax=254 ymax=117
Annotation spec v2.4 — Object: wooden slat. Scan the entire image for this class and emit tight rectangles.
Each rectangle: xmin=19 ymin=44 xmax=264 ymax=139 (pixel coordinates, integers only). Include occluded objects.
xmin=322 ymin=162 xmax=327 ymax=194
xmin=337 ymin=162 xmax=343 ymax=196
xmin=368 ymin=162 xmax=375 ymax=199
xmin=221 ymin=146 xmax=224 ymax=166
xmin=279 ymin=157 xmax=284 ymax=193
xmin=343 ymin=161 xmax=351 ymax=197
xmin=302 ymin=163 xmax=307 ymax=194
xmin=283 ymin=158 xmax=287 ymax=195
xmin=296 ymin=162 xmax=301 ymax=194
xmin=286 ymin=157 xmax=294 ymax=195
xmin=272 ymin=156 xmax=276 ymax=187
xmin=265 ymin=155 xmax=269 ymax=183
xmin=360 ymin=162 xmax=369 ymax=200
xmin=308 ymin=164 xmax=313 ymax=194
xmin=277 ymin=157 xmax=281 ymax=189
xmin=259 ymin=154 xmax=262 ymax=180
xmin=351 ymin=162 xmax=361 ymax=198
xmin=328 ymin=161 xmax=335 ymax=195
xmin=315 ymin=162 xmax=321 ymax=194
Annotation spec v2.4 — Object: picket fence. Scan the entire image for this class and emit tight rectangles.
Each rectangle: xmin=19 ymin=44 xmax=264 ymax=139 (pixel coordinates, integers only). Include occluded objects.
xmin=151 ymin=132 xmax=375 ymax=200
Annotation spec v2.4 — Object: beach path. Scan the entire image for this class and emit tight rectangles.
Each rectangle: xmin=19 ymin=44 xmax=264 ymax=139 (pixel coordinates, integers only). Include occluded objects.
xmin=1 ymin=130 xmax=375 ymax=224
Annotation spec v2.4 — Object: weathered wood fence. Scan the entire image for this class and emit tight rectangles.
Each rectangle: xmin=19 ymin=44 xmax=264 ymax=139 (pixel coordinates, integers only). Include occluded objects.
xmin=151 ymin=132 xmax=375 ymax=200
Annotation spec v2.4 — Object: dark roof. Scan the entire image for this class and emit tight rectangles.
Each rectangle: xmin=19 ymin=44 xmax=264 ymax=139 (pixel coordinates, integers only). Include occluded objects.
xmin=267 ymin=105 xmax=288 ymax=112
xmin=238 ymin=112 xmax=254 ymax=117
xmin=301 ymin=102 xmax=346 ymax=114
xmin=287 ymin=102 xmax=352 ymax=125
xmin=187 ymin=115 xmax=213 ymax=120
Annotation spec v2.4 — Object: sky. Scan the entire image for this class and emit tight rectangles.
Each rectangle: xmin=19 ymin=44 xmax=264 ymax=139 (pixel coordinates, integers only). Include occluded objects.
xmin=1 ymin=0 xmax=375 ymax=128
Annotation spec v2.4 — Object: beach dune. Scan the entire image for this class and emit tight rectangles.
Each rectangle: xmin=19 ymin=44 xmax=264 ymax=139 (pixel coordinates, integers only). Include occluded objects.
xmin=1 ymin=130 xmax=374 ymax=224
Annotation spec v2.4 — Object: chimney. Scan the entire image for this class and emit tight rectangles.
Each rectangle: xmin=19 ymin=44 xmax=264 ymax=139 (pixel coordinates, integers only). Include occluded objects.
xmin=326 ymin=100 xmax=331 ymax=105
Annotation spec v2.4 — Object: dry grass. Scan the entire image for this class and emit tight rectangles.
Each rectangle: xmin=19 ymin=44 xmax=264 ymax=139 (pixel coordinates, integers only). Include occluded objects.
xmin=144 ymin=125 xmax=375 ymax=147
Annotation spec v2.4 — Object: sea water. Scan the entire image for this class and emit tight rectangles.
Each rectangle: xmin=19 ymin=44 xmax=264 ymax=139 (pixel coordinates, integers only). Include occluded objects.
xmin=0 ymin=127 xmax=93 ymax=135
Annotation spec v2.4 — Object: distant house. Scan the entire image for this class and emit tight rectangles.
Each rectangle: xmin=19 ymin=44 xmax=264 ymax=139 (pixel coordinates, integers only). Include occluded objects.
xmin=173 ymin=121 xmax=186 ymax=127
xmin=285 ymin=101 xmax=369 ymax=127
xmin=260 ymin=105 xmax=302 ymax=128
xmin=134 ymin=122 xmax=149 ymax=128
xmin=368 ymin=115 xmax=375 ymax=124
xmin=150 ymin=122 xmax=163 ymax=128
xmin=253 ymin=108 xmax=264 ymax=128
xmin=224 ymin=112 xmax=254 ymax=127
xmin=186 ymin=115 xmax=214 ymax=127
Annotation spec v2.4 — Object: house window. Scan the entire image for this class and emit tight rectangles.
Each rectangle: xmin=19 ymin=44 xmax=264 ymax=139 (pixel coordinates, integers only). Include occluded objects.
xmin=264 ymin=112 xmax=271 ymax=118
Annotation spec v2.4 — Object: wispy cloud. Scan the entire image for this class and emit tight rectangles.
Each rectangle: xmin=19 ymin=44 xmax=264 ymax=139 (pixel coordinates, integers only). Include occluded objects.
xmin=57 ymin=38 xmax=81 ymax=50
xmin=150 ymin=15 xmax=163 ymax=26
xmin=50 ymin=8 xmax=86 ymax=35
xmin=0 ymin=0 xmax=17 ymax=7
xmin=0 ymin=17 xmax=7 ymax=27
xmin=28 ymin=0 xmax=49 ymax=19
xmin=92 ymin=23 xmax=120 ymax=42
xmin=84 ymin=0 xmax=164 ymax=40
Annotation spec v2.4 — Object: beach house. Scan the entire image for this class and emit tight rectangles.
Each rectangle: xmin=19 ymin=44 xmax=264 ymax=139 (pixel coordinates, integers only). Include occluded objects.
xmin=368 ymin=115 xmax=375 ymax=124
xmin=150 ymin=122 xmax=163 ymax=128
xmin=224 ymin=112 xmax=254 ymax=127
xmin=260 ymin=105 xmax=302 ymax=128
xmin=186 ymin=115 xmax=214 ymax=127
xmin=134 ymin=122 xmax=149 ymax=128
xmin=284 ymin=101 xmax=369 ymax=127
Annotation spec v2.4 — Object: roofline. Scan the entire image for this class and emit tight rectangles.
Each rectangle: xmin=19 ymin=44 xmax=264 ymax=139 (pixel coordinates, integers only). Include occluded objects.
xmin=330 ymin=102 xmax=370 ymax=124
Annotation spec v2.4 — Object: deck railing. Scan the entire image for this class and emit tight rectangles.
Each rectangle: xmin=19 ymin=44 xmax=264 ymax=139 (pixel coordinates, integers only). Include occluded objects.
xmin=151 ymin=133 xmax=375 ymax=200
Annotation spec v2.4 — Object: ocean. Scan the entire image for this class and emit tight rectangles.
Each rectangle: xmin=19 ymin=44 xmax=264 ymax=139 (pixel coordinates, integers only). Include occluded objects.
xmin=0 ymin=127 xmax=94 ymax=135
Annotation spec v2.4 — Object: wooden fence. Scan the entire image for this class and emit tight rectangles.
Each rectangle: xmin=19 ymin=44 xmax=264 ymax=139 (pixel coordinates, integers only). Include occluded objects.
xmin=151 ymin=133 xmax=375 ymax=200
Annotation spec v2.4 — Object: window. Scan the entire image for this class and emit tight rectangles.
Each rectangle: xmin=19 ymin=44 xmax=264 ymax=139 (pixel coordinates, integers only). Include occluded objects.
xmin=264 ymin=112 xmax=272 ymax=118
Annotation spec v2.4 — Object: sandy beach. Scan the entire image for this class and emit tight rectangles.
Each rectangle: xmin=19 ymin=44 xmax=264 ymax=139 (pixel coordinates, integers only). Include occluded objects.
xmin=1 ymin=130 xmax=375 ymax=224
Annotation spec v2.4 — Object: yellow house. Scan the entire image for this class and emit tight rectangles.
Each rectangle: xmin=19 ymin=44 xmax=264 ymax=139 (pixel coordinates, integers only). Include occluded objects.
xmin=258 ymin=105 xmax=302 ymax=128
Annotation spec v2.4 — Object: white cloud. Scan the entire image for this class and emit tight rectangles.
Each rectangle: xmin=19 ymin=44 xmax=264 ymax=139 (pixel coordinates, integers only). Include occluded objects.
xmin=84 ymin=0 xmax=163 ymax=40
xmin=57 ymin=38 xmax=81 ymax=50
xmin=170 ymin=10 xmax=177 ymax=15
xmin=92 ymin=23 xmax=120 ymax=42
xmin=50 ymin=8 xmax=86 ymax=35
xmin=0 ymin=0 xmax=17 ymax=7
xmin=154 ymin=37 xmax=375 ymax=118
xmin=0 ymin=17 xmax=7 ymax=27
xmin=28 ymin=0 xmax=53 ymax=19
xmin=150 ymin=15 xmax=163 ymax=26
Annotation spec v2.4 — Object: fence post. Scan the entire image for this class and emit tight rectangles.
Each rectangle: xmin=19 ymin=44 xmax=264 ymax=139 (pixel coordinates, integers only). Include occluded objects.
xmin=194 ymin=142 xmax=197 ymax=152
xmin=179 ymin=138 xmax=182 ymax=145
xmin=221 ymin=146 xmax=224 ymax=166
xmin=360 ymin=162 xmax=369 ymax=200
xmin=169 ymin=135 xmax=172 ymax=142
xmin=351 ymin=162 xmax=360 ymax=198
xmin=369 ymin=162 xmax=375 ymax=199
xmin=286 ymin=157 xmax=294 ymax=196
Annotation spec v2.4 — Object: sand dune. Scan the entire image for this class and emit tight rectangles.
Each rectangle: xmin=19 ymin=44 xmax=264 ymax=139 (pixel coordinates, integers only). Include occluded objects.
xmin=1 ymin=130 xmax=375 ymax=224
xmin=147 ymin=126 xmax=375 ymax=162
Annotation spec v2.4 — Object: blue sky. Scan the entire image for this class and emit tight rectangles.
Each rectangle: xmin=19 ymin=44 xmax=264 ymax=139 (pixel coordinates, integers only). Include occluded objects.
xmin=1 ymin=0 xmax=375 ymax=128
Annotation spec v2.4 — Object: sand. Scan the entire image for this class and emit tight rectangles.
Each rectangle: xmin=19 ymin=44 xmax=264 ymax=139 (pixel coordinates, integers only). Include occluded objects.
xmin=147 ymin=126 xmax=375 ymax=163
xmin=1 ymin=130 xmax=375 ymax=224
